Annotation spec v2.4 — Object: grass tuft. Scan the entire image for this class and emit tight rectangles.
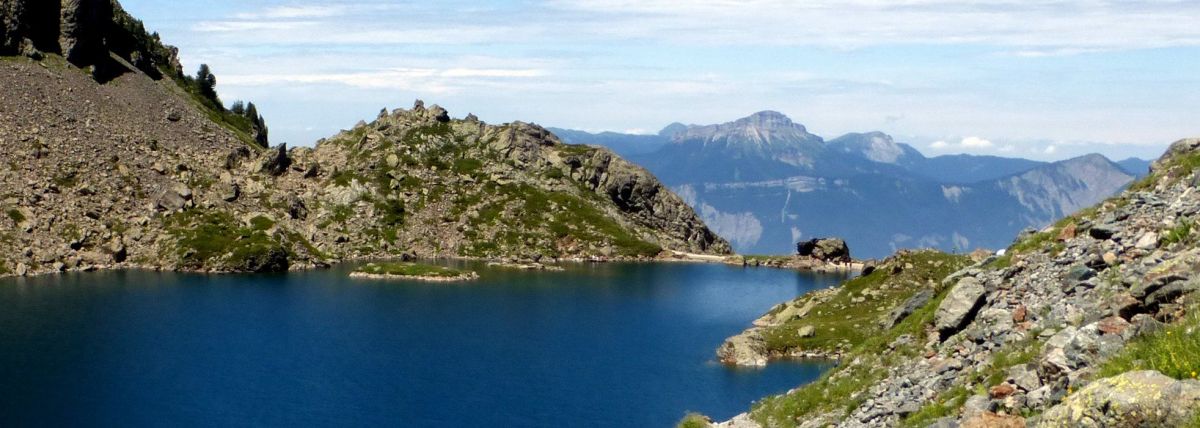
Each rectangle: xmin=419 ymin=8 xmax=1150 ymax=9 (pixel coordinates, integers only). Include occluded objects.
xmin=1098 ymin=310 xmax=1200 ymax=380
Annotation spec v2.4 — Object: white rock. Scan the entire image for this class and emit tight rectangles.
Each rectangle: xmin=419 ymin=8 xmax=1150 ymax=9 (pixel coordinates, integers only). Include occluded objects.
xmin=1135 ymin=231 xmax=1159 ymax=250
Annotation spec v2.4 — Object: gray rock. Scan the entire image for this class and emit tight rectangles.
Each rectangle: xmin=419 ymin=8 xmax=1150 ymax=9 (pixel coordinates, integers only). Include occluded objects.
xmin=796 ymin=238 xmax=851 ymax=263
xmin=215 ymin=180 xmax=238 ymax=202
xmin=797 ymin=325 xmax=815 ymax=337
xmin=881 ymin=288 xmax=934 ymax=328
xmin=935 ymin=277 xmax=987 ymax=338
xmin=1088 ymin=224 xmax=1117 ymax=240
xmin=1144 ymin=279 xmax=1199 ymax=309
xmin=1134 ymin=231 xmax=1160 ymax=250
xmin=261 ymin=144 xmax=292 ymax=176
xmin=1065 ymin=265 xmax=1096 ymax=282
xmin=429 ymin=105 xmax=450 ymax=123
xmin=1008 ymin=364 xmax=1041 ymax=392
xmin=1038 ymin=371 xmax=1200 ymax=427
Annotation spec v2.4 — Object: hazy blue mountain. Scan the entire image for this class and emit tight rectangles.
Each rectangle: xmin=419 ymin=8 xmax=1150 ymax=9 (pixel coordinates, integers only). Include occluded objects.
xmin=826 ymin=132 xmax=925 ymax=168
xmin=1116 ymin=157 xmax=1153 ymax=178
xmin=552 ymin=112 xmax=1135 ymax=258
xmin=548 ymin=128 xmax=668 ymax=157
xmin=911 ymin=155 xmax=1046 ymax=183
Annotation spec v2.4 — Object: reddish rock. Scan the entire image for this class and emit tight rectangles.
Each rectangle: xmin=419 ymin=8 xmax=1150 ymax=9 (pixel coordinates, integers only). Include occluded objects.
xmin=1057 ymin=223 xmax=1077 ymax=241
xmin=1012 ymin=305 xmax=1027 ymax=323
xmin=1098 ymin=316 xmax=1132 ymax=335
xmin=990 ymin=383 xmax=1017 ymax=399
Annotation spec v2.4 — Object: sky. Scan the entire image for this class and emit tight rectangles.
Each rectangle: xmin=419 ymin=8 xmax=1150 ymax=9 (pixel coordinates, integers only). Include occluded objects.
xmin=119 ymin=0 xmax=1200 ymax=162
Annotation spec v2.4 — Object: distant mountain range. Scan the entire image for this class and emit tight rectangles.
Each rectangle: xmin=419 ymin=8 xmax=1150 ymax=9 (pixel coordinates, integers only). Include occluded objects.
xmin=550 ymin=112 xmax=1149 ymax=258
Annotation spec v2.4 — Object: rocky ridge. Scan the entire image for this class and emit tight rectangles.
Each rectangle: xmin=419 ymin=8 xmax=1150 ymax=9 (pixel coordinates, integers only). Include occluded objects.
xmin=707 ymin=137 xmax=1200 ymax=427
xmin=0 ymin=4 xmax=729 ymax=276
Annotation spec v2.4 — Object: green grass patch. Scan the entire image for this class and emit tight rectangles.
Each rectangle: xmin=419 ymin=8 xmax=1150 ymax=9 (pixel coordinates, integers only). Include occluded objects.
xmin=249 ymin=215 xmax=275 ymax=231
xmin=677 ymin=413 xmax=710 ymax=428
xmin=1098 ymin=310 xmax=1200 ymax=380
xmin=760 ymin=251 xmax=970 ymax=354
xmin=750 ymin=251 xmax=972 ymax=427
xmin=355 ymin=262 xmax=469 ymax=278
xmin=901 ymin=385 xmax=971 ymax=427
xmin=164 ymin=209 xmax=288 ymax=272
xmin=1163 ymin=220 xmax=1195 ymax=246
xmin=6 ymin=209 xmax=25 ymax=224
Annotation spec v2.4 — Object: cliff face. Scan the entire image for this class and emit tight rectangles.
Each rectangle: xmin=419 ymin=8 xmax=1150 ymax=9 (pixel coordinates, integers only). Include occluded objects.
xmin=1 ymin=0 xmax=181 ymax=77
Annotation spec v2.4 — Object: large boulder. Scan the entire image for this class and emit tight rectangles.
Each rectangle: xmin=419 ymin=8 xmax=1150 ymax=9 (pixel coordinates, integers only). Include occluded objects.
xmin=796 ymin=238 xmax=851 ymax=263
xmin=261 ymin=144 xmax=292 ymax=176
xmin=934 ymin=277 xmax=987 ymax=338
xmin=881 ymin=288 xmax=934 ymax=328
xmin=1038 ymin=371 xmax=1200 ymax=427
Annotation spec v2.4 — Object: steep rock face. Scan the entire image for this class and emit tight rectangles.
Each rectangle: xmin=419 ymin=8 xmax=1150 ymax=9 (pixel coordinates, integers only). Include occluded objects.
xmin=58 ymin=0 xmax=110 ymax=65
xmin=0 ymin=0 xmax=181 ymax=76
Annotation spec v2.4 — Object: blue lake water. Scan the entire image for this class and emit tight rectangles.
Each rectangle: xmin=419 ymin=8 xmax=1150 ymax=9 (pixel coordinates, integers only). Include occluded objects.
xmin=0 ymin=262 xmax=847 ymax=427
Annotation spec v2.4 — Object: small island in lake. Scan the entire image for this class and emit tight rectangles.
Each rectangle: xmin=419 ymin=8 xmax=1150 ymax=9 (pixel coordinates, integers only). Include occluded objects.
xmin=350 ymin=263 xmax=480 ymax=282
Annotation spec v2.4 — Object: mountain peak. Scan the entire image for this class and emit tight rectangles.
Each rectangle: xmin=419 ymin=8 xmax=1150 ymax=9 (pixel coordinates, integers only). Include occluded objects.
xmin=736 ymin=111 xmax=803 ymax=132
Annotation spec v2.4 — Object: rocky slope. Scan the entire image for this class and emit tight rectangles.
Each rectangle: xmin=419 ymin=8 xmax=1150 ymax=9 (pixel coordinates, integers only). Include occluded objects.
xmin=704 ymin=138 xmax=1200 ymax=427
xmin=0 ymin=2 xmax=728 ymax=277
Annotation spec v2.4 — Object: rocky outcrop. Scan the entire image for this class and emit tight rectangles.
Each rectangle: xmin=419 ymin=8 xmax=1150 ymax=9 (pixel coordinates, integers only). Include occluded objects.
xmin=933 ymin=277 xmax=986 ymax=338
xmin=1038 ymin=370 xmax=1200 ymax=427
xmin=0 ymin=0 xmax=182 ymax=76
xmin=796 ymin=238 xmax=850 ymax=263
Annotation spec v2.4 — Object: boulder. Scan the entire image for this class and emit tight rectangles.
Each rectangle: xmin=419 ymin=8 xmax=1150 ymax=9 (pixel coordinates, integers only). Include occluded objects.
xmin=1038 ymin=371 xmax=1200 ymax=427
xmin=797 ymin=325 xmax=815 ymax=338
xmin=429 ymin=105 xmax=450 ymax=123
xmin=796 ymin=238 xmax=851 ymax=263
xmin=155 ymin=183 xmax=193 ymax=212
xmin=261 ymin=144 xmax=291 ymax=176
xmin=1134 ymin=231 xmax=1160 ymax=250
xmin=880 ymin=288 xmax=933 ymax=328
xmin=220 ymin=182 xmax=240 ymax=202
xmin=717 ymin=331 xmax=768 ymax=366
xmin=935 ymin=277 xmax=987 ymax=338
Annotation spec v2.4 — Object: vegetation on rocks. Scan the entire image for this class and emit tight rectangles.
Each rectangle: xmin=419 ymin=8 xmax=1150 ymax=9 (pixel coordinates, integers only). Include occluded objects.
xmin=706 ymin=137 xmax=1200 ymax=428
xmin=1099 ymin=309 xmax=1200 ymax=380
xmin=354 ymin=262 xmax=471 ymax=279
xmin=164 ymin=210 xmax=289 ymax=273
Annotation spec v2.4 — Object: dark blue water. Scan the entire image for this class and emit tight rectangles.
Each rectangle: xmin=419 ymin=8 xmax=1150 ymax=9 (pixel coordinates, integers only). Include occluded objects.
xmin=0 ymin=262 xmax=845 ymax=427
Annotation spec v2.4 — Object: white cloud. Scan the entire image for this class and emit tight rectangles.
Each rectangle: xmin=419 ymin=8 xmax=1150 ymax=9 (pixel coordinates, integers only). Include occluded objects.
xmin=234 ymin=5 xmax=346 ymax=20
xmin=960 ymin=136 xmax=994 ymax=148
xmin=1044 ymin=145 xmax=1058 ymax=155
xmin=929 ymin=140 xmax=949 ymax=149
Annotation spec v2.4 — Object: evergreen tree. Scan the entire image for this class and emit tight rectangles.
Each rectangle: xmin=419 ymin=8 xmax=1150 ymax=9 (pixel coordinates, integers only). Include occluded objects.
xmin=230 ymin=101 xmax=245 ymax=115
xmin=245 ymin=102 xmax=269 ymax=148
xmin=195 ymin=64 xmax=220 ymax=107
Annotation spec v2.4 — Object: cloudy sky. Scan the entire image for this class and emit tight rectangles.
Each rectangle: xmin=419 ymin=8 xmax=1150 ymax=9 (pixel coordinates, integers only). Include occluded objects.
xmin=121 ymin=0 xmax=1199 ymax=161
